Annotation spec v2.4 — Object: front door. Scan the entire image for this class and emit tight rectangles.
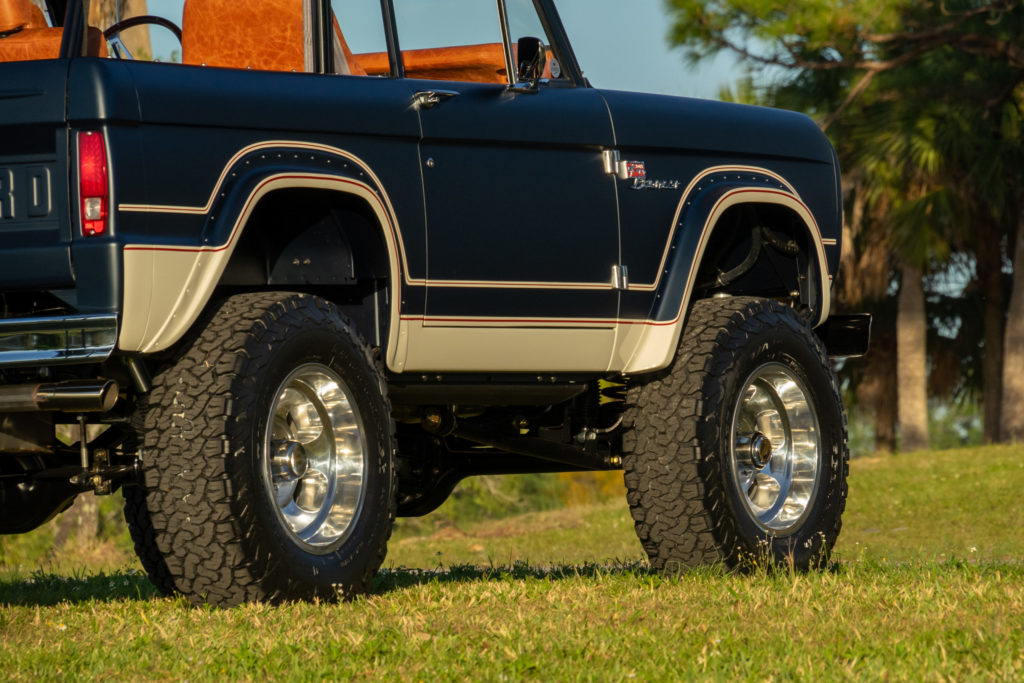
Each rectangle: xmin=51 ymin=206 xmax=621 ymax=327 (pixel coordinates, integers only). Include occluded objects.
xmin=394 ymin=0 xmax=621 ymax=373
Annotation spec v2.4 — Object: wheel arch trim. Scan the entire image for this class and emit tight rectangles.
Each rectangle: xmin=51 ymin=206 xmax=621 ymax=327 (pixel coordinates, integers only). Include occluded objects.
xmin=120 ymin=172 xmax=409 ymax=371
xmin=619 ymin=178 xmax=832 ymax=375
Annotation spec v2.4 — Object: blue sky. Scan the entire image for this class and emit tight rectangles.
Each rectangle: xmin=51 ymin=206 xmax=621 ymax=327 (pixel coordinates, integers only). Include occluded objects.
xmin=556 ymin=0 xmax=737 ymax=98
xmin=144 ymin=0 xmax=734 ymax=99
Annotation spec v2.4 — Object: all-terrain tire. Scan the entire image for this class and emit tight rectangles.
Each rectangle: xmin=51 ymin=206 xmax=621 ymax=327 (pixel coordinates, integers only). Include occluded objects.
xmin=623 ymin=297 xmax=848 ymax=571
xmin=122 ymin=292 xmax=395 ymax=606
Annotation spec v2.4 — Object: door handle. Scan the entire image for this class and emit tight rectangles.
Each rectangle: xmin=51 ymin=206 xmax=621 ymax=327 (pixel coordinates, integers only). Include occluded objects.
xmin=412 ymin=89 xmax=460 ymax=109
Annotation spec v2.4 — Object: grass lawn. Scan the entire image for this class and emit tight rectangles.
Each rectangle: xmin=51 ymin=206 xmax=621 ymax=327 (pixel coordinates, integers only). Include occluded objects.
xmin=1 ymin=445 xmax=1023 ymax=679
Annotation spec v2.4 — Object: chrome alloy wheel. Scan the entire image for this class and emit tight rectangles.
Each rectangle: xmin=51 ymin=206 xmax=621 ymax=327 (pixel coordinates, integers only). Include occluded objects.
xmin=263 ymin=363 xmax=367 ymax=553
xmin=729 ymin=362 xmax=821 ymax=534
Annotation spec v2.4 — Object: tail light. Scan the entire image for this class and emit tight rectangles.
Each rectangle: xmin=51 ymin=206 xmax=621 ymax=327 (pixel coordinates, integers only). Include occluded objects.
xmin=78 ymin=131 xmax=109 ymax=237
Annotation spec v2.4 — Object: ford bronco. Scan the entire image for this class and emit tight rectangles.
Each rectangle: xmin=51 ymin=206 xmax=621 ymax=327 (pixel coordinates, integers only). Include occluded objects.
xmin=0 ymin=0 xmax=869 ymax=605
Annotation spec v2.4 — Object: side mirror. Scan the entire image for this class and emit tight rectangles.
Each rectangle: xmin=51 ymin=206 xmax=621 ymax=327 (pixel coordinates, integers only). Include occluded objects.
xmin=514 ymin=36 xmax=546 ymax=91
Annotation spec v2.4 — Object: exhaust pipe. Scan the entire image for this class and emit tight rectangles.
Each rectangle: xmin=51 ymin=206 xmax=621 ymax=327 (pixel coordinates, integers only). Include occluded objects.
xmin=0 ymin=379 xmax=120 ymax=413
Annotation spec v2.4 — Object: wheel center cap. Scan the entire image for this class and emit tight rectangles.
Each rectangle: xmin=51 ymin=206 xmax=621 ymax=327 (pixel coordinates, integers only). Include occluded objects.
xmin=272 ymin=440 xmax=309 ymax=480
xmin=749 ymin=432 xmax=773 ymax=468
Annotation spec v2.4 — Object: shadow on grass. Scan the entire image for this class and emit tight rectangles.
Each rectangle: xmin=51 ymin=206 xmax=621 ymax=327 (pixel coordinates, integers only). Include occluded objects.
xmin=373 ymin=560 xmax=663 ymax=593
xmin=0 ymin=563 xmax=659 ymax=607
xmin=371 ymin=553 xmax=888 ymax=593
xmin=0 ymin=569 xmax=162 ymax=606
xmin=4 ymin=559 xmax=923 ymax=606
xmin=373 ymin=556 xmax=1024 ymax=595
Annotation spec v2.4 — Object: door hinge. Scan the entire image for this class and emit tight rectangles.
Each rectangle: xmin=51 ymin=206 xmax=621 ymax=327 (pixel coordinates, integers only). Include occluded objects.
xmin=612 ymin=264 xmax=630 ymax=291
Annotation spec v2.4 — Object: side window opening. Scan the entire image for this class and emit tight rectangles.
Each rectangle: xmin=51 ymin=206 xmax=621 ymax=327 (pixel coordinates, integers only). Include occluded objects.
xmin=393 ymin=0 xmax=507 ymax=83
xmin=0 ymin=0 xmax=571 ymax=80
xmin=329 ymin=0 xmax=387 ymax=77
xmin=390 ymin=0 xmax=568 ymax=85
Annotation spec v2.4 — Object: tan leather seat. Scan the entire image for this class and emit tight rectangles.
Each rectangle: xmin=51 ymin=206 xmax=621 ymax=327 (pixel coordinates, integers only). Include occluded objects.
xmin=181 ymin=0 xmax=306 ymax=72
xmin=0 ymin=0 xmax=58 ymax=62
xmin=0 ymin=0 xmax=45 ymax=32
xmin=0 ymin=0 xmax=107 ymax=62
xmin=0 ymin=28 xmax=60 ymax=61
xmin=356 ymin=44 xmax=508 ymax=83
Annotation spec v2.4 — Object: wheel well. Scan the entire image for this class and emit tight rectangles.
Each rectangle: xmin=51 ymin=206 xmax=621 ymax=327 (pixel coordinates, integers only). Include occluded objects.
xmin=216 ymin=187 xmax=392 ymax=347
xmin=693 ymin=203 xmax=822 ymax=318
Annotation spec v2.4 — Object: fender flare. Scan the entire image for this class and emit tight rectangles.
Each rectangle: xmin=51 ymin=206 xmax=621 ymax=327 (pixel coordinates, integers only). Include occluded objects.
xmin=621 ymin=167 xmax=834 ymax=374
xmin=118 ymin=141 xmax=410 ymax=370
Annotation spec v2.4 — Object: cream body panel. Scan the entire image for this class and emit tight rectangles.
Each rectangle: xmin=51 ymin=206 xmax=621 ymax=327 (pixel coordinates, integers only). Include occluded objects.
xmin=121 ymin=248 xmax=205 ymax=353
xmin=119 ymin=249 xmax=156 ymax=351
xmin=400 ymin=321 xmax=615 ymax=373
xmin=608 ymin=321 xmax=675 ymax=375
xmin=120 ymin=175 xmax=407 ymax=371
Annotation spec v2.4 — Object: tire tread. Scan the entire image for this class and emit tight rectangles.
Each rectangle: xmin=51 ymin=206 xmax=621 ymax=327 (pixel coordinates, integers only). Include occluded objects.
xmin=123 ymin=292 xmax=395 ymax=606
xmin=623 ymin=297 xmax=849 ymax=571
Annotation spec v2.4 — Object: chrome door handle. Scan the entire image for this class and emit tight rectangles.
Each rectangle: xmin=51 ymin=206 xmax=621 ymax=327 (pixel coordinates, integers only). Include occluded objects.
xmin=413 ymin=89 xmax=460 ymax=109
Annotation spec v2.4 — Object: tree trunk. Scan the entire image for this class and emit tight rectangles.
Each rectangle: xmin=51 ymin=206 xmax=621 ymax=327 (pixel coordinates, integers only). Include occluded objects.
xmin=1001 ymin=211 xmax=1024 ymax=442
xmin=53 ymin=495 xmax=99 ymax=550
xmin=856 ymin=333 xmax=897 ymax=452
xmin=52 ymin=423 xmax=101 ymax=551
xmin=896 ymin=265 xmax=929 ymax=452
xmin=977 ymin=221 xmax=1006 ymax=443
xmin=839 ymin=185 xmax=865 ymax=305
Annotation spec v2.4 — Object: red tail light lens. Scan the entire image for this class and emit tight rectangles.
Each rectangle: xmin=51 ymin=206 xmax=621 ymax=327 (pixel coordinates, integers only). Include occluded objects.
xmin=78 ymin=131 xmax=109 ymax=237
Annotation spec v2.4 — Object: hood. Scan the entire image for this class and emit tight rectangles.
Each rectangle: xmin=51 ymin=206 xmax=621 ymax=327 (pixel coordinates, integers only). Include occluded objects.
xmin=599 ymin=89 xmax=833 ymax=164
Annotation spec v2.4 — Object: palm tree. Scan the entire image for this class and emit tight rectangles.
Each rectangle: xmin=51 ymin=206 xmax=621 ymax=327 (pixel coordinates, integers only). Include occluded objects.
xmin=665 ymin=0 xmax=1024 ymax=448
xmin=896 ymin=266 xmax=929 ymax=450
xmin=1003 ymin=208 xmax=1024 ymax=442
xmin=838 ymin=176 xmax=899 ymax=450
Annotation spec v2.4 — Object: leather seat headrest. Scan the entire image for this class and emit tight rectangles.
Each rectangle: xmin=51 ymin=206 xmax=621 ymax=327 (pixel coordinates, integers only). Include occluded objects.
xmin=0 ymin=0 xmax=46 ymax=34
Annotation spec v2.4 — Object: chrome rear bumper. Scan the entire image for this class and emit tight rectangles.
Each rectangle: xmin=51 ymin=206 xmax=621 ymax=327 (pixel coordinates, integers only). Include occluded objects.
xmin=0 ymin=315 xmax=118 ymax=367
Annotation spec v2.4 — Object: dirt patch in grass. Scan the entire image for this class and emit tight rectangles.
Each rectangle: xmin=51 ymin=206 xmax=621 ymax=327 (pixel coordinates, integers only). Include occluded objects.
xmin=475 ymin=507 xmax=586 ymax=538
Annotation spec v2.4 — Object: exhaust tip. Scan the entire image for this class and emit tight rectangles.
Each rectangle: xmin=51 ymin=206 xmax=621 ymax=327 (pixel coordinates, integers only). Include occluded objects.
xmin=32 ymin=379 xmax=121 ymax=413
xmin=98 ymin=379 xmax=119 ymax=412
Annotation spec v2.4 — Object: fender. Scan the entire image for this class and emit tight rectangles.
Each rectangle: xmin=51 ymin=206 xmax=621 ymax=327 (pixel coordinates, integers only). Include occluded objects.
xmin=617 ymin=167 xmax=835 ymax=375
xmin=117 ymin=141 xmax=411 ymax=371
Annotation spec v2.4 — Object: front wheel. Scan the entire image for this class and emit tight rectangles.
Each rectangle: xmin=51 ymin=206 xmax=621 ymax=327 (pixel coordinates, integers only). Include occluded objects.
xmin=123 ymin=292 xmax=395 ymax=606
xmin=623 ymin=297 xmax=848 ymax=571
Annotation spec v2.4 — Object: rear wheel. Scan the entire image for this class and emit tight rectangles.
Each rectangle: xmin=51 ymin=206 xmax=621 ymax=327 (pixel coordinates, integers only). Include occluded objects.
xmin=123 ymin=292 xmax=395 ymax=606
xmin=623 ymin=297 xmax=848 ymax=571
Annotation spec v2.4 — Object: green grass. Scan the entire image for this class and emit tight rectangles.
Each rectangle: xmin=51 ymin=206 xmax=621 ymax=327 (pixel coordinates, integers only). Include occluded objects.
xmin=2 ymin=445 xmax=1023 ymax=680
